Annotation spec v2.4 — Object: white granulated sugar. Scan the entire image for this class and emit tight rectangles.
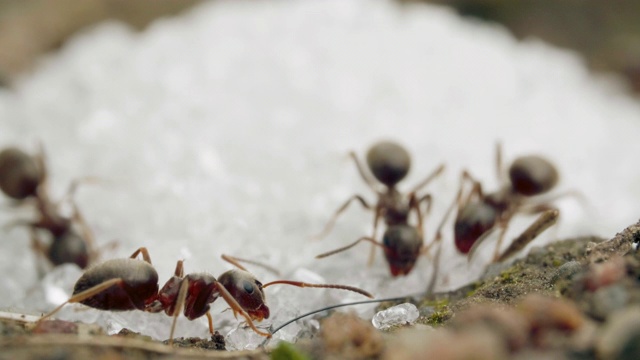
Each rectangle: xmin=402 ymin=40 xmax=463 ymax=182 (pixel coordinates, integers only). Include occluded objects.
xmin=1 ymin=0 xmax=640 ymax=349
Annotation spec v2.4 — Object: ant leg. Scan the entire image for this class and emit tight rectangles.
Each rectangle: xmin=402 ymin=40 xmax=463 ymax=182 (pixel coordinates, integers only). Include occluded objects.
xmin=33 ymin=141 xmax=51 ymax=202
xmin=69 ymin=201 xmax=98 ymax=263
xmin=2 ymin=219 xmax=33 ymax=232
xmin=425 ymin=236 xmax=443 ymax=295
xmin=213 ymin=282 xmax=271 ymax=337
xmin=422 ymin=171 xmax=478 ymax=256
xmin=348 ymin=151 xmax=379 ymax=193
xmin=60 ymin=177 xmax=102 ymax=205
xmin=262 ymin=280 xmax=373 ymax=298
xmin=206 ymin=312 xmax=215 ymax=335
xmin=221 ymin=254 xmax=280 ymax=275
xmin=174 ymin=260 xmax=184 ymax=277
xmin=316 ymin=236 xmax=385 ymax=259
xmin=29 ymin=228 xmax=48 ymax=257
xmin=168 ymin=278 xmax=190 ymax=346
xmin=311 ymin=195 xmax=372 ymax=241
xmin=412 ymin=193 xmax=433 ymax=239
xmin=408 ymin=163 xmax=445 ymax=194
xmin=129 ymin=247 xmax=152 ymax=264
xmin=366 ymin=206 xmax=383 ymax=266
xmin=29 ymin=228 xmax=50 ymax=277
xmin=495 ymin=209 xmax=559 ymax=262
xmin=496 ymin=142 xmax=507 ymax=186
xmin=37 ymin=278 xmax=124 ymax=323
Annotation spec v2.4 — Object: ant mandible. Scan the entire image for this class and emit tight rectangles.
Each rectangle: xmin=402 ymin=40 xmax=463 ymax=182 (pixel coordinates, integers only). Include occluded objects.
xmin=0 ymin=145 xmax=98 ymax=270
xmin=314 ymin=141 xmax=445 ymax=276
xmin=36 ymin=247 xmax=374 ymax=345
xmin=447 ymin=143 xmax=563 ymax=263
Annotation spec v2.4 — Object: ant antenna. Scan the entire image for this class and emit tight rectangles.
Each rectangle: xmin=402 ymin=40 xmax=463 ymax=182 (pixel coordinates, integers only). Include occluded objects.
xmin=221 ymin=254 xmax=280 ymax=276
xmin=262 ymin=280 xmax=374 ymax=299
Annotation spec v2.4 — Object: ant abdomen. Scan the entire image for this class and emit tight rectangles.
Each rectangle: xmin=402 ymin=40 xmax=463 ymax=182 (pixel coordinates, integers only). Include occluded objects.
xmin=366 ymin=141 xmax=411 ymax=187
xmin=48 ymin=231 xmax=89 ymax=268
xmin=509 ymin=156 xmax=559 ymax=196
xmin=454 ymin=201 xmax=498 ymax=254
xmin=0 ymin=147 xmax=42 ymax=200
xmin=382 ymin=224 xmax=422 ymax=276
xmin=73 ymin=258 xmax=159 ymax=311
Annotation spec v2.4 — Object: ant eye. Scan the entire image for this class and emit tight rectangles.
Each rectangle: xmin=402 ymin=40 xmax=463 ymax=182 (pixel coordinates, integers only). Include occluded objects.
xmin=243 ymin=281 xmax=254 ymax=294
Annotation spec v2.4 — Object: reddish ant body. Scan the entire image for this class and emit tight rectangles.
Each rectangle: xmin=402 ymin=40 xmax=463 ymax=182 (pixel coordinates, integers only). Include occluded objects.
xmin=0 ymin=146 xmax=97 ymax=269
xmin=314 ymin=141 xmax=444 ymax=276
xmin=37 ymin=247 xmax=373 ymax=344
xmin=449 ymin=144 xmax=562 ymax=262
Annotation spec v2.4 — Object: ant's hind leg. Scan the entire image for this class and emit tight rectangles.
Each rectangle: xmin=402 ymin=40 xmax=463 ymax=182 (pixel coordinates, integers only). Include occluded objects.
xmin=37 ymin=278 xmax=124 ymax=323
xmin=311 ymin=195 xmax=372 ymax=241
xmin=495 ymin=209 xmax=559 ymax=262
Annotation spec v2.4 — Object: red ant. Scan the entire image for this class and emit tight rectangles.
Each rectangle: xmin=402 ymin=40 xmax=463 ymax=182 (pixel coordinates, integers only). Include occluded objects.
xmin=0 ymin=145 xmax=98 ymax=270
xmin=447 ymin=143 xmax=564 ymax=263
xmin=36 ymin=247 xmax=374 ymax=345
xmin=314 ymin=141 xmax=445 ymax=276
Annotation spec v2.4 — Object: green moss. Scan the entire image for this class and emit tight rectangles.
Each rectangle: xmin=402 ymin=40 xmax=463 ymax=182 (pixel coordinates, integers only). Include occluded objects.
xmin=419 ymin=298 xmax=452 ymax=327
xmin=423 ymin=307 xmax=452 ymax=326
xmin=271 ymin=342 xmax=310 ymax=360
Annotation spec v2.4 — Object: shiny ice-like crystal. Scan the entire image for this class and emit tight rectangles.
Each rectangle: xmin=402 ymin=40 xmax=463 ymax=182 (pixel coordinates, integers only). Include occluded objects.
xmin=371 ymin=303 xmax=419 ymax=330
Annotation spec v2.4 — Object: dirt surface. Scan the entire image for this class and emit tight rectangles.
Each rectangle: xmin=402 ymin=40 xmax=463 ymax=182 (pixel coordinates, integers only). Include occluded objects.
xmin=3 ymin=220 xmax=640 ymax=359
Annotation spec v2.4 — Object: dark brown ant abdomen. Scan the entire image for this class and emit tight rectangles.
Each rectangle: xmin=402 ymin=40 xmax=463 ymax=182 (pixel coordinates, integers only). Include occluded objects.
xmin=0 ymin=147 xmax=42 ymax=200
xmin=382 ymin=225 xmax=422 ymax=276
xmin=218 ymin=269 xmax=269 ymax=321
xmin=366 ymin=142 xmax=411 ymax=187
xmin=454 ymin=201 xmax=498 ymax=254
xmin=73 ymin=258 xmax=159 ymax=311
xmin=48 ymin=231 xmax=89 ymax=268
xmin=509 ymin=156 xmax=559 ymax=196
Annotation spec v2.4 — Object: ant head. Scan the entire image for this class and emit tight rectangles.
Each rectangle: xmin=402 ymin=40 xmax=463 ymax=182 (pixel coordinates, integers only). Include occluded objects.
xmin=218 ymin=269 xmax=270 ymax=321
xmin=454 ymin=201 xmax=498 ymax=254
xmin=366 ymin=141 xmax=411 ymax=187
xmin=0 ymin=147 xmax=43 ymax=200
xmin=382 ymin=224 xmax=422 ymax=276
xmin=509 ymin=155 xmax=558 ymax=196
xmin=48 ymin=230 xmax=89 ymax=269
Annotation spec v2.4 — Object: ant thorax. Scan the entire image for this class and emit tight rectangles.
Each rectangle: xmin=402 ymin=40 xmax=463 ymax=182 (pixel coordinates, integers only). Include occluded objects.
xmin=484 ymin=187 xmax=513 ymax=213
xmin=378 ymin=188 xmax=411 ymax=225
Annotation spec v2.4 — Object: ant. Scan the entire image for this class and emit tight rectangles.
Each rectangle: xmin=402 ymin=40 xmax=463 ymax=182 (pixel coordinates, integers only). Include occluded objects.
xmin=313 ymin=141 xmax=445 ymax=276
xmin=0 ymin=145 xmax=98 ymax=270
xmin=447 ymin=143 xmax=564 ymax=263
xmin=36 ymin=247 xmax=374 ymax=345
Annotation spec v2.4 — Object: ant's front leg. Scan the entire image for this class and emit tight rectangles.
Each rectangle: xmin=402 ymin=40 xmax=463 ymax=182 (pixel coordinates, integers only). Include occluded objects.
xmin=311 ymin=195 xmax=373 ymax=241
xmin=348 ymin=151 xmax=380 ymax=193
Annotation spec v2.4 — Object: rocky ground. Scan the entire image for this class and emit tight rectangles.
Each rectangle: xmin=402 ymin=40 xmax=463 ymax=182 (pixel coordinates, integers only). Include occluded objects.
xmin=2 ymin=221 xmax=640 ymax=359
